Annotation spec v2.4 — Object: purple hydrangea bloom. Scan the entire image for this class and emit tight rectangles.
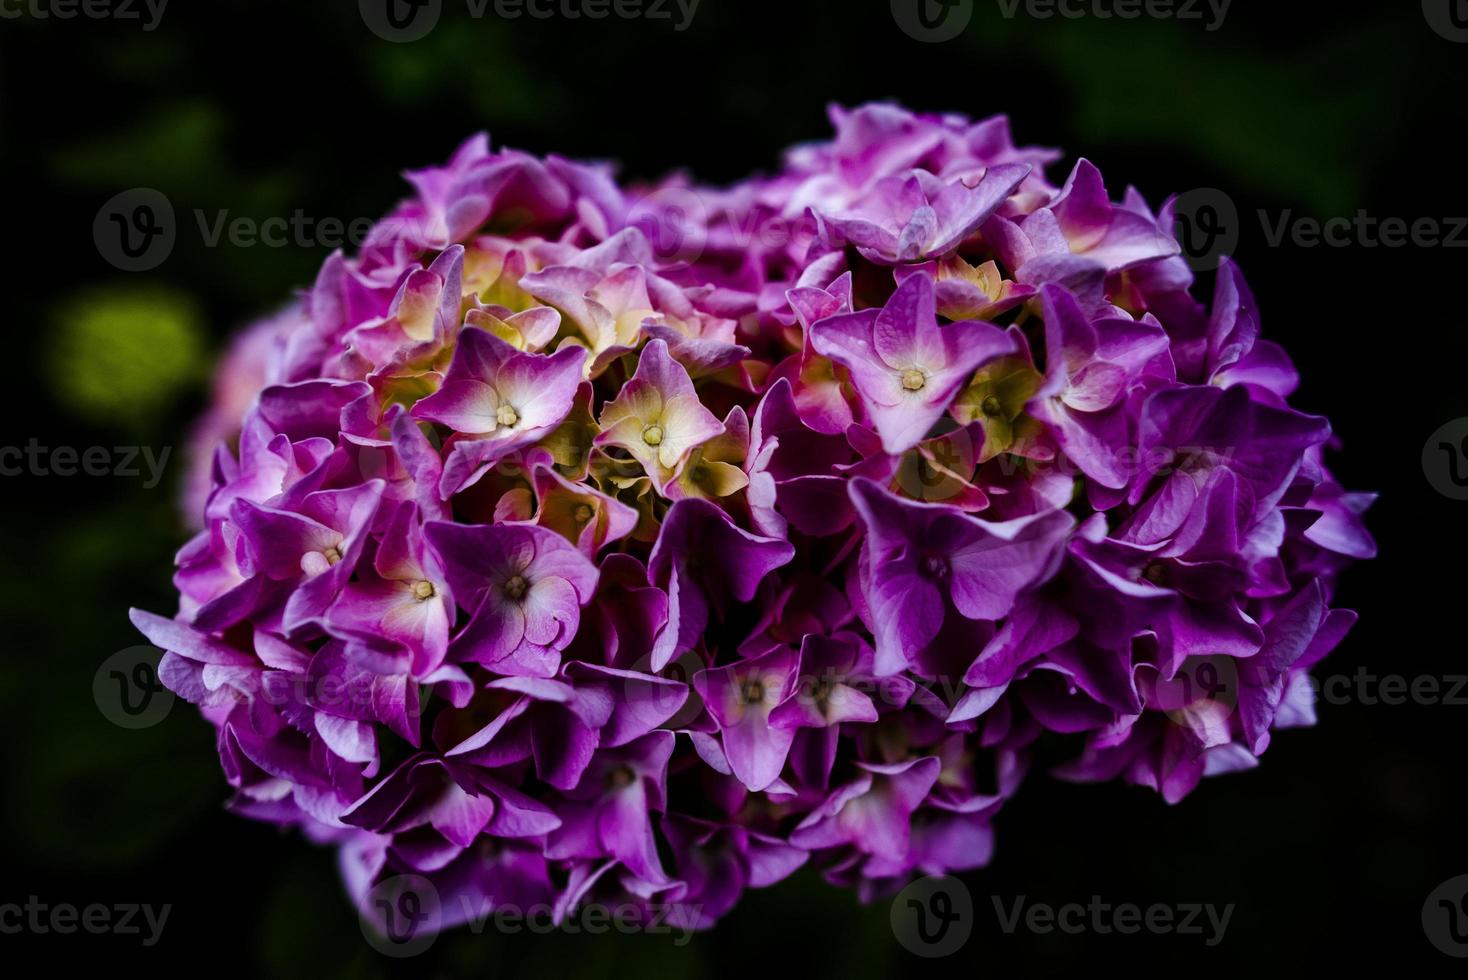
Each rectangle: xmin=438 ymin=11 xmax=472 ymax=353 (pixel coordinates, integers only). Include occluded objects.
xmin=142 ymin=106 xmax=1373 ymax=935
xmin=426 ymin=521 xmax=600 ymax=677
xmin=814 ymin=165 xmax=1031 ymax=264
xmin=412 ymin=327 xmax=587 ymax=496
xmin=810 ymin=273 xmax=1014 ymax=453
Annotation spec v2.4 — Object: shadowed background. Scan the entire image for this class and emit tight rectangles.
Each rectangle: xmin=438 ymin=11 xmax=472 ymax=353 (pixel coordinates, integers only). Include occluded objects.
xmin=1 ymin=1 xmax=1463 ymax=975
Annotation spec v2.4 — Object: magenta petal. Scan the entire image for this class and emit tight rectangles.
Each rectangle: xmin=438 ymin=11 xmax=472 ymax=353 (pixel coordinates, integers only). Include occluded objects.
xmin=522 ymin=576 xmax=578 ymax=647
xmin=453 ymin=594 xmax=526 ymax=666
xmin=693 ymin=648 xmax=800 ymax=792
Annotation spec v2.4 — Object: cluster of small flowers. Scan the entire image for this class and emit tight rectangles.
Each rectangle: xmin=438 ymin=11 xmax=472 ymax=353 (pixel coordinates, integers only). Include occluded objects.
xmin=136 ymin=103 xmax=1374 ymax=932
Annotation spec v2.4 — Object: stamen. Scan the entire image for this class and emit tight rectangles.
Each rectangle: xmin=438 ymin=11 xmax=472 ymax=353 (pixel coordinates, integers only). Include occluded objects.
xmin=503 ymin=574 xmax=530 ymax=600
xmin=901 ymin=369 xmax=927 ymax=391
xmin=411 ymin=580 xmax=436 ymax=601
xmin=496 ymin=405 xmax=520 ymax=427
xmin=642 ymin=424 xmax=664 ymax=446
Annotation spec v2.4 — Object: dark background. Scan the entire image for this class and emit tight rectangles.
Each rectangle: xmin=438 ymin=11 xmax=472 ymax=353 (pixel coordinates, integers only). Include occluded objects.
xmin=2 ymin=1 xmax=1464 ymax=975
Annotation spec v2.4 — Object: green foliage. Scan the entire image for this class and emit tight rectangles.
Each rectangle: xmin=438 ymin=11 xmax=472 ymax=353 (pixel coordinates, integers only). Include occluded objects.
xmin=47 ymin=285 xmax=206 ymax=428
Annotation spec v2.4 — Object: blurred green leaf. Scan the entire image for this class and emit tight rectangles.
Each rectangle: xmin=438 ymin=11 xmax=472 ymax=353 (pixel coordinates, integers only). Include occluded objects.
xmin=47 ymin=284 xmax=206 ymax=428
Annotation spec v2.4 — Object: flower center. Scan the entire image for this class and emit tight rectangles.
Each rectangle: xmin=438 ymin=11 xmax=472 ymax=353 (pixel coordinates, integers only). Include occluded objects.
xmin=496 ymin=404 xmax=520 ymax=427
xmin=1142 ymin=562 xmax=1171 ymax=586
xmin=901 ymin=369 xmax=927 ymax=392
xmin=741 ymin=679 xmax=766 ymax=705
xmin=411 ymin=580 xmax=436 ymax=601
xmin=322 ymin=546 xmax=342 ymax=566
xmin=923 ymin=555 xmax=950 ymax=579
xmin=981 ymin=395 xmax=1004 ymax=417
xmin=642 ymin=424 xmax=664 ymax=446
xmin=606 ymin=765 xmax=636 ymax=790
xmin=573 ymin=504 xmax=595 ymax=524
xmin=502 ymin=574 xmax=530 ymax=600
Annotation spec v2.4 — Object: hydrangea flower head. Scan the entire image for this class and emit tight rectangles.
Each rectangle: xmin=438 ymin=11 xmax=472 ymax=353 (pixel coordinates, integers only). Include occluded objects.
xmin=139 ymin=103 xmax=1374 ymax=934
